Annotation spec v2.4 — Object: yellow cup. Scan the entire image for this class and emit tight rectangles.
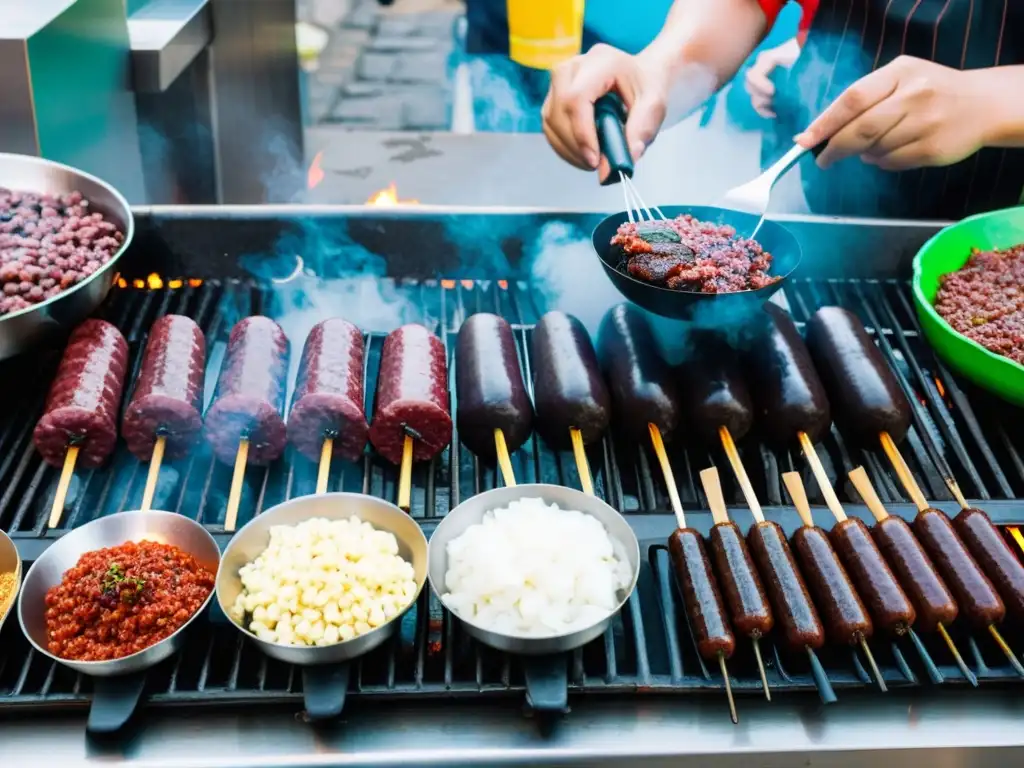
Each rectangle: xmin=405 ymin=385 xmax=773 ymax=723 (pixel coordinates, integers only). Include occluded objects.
xmin=507 ymin=0 xmax=585 ymax=70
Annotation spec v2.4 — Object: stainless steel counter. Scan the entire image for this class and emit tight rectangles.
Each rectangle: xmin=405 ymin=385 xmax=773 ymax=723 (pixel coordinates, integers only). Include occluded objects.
xmin=3 ymin=688 xmax=1023 ymax=767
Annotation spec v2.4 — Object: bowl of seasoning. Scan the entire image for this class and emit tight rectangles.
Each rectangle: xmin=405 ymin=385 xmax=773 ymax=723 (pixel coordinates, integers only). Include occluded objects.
xmin=17 ymin=510 xmax=219 ymax=677
xmin=0 ymin=529 xmax=21 ymax=632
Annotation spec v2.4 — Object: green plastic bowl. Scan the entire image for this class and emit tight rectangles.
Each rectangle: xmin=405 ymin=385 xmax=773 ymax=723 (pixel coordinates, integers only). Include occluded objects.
xmin=912 ymin=206 xmax=1024 ymax=406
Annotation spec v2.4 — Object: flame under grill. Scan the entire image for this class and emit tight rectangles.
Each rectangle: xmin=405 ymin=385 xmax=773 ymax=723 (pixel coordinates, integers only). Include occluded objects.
xmin=2 ymin=212 xmax=1024 ymax=713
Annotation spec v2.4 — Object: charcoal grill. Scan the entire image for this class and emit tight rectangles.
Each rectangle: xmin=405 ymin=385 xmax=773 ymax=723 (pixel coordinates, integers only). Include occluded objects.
xmin=2 ymin=207 xmax=1024 ymax=766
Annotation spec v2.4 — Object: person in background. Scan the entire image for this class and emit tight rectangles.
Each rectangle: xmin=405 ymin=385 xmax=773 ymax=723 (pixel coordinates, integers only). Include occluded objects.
xmin=542 ymin=0 xmax=1024 ymax=219
xmin=744 ymin=0 xmax=818 ymax=119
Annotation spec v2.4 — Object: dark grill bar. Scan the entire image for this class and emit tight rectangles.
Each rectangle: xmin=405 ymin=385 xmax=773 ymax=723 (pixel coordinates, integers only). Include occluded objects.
xmin=2 ymin=209 xmax=1024 ymax=718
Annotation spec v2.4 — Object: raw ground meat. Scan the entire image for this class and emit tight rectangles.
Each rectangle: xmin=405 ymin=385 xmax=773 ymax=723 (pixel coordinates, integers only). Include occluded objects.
xmin=610 ymin=215 xmax=778 ymax=293
xmin=934 ymin=245 xmax=1024 ymax=365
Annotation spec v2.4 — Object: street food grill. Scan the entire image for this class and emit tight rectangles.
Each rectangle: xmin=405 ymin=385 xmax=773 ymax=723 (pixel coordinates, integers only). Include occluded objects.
xmin=1 ymin=208 xmax=1024 ymax=740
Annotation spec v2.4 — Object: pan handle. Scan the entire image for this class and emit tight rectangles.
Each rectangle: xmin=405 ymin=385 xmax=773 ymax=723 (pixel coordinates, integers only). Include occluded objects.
xmin=302 ymin=662 xmax=351 ymax=721
xmin=521 ymin=653 xmax=570 ymax=713
xmin=594 ymin=93 xmax=634 ymax=185
xmin=86 ymin=671 xmax=148 ymax=734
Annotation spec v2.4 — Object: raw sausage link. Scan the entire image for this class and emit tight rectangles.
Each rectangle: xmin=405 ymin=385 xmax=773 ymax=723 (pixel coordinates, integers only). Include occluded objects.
xmin=531 ymin=311 xmax=610 ymax=449
xmin=744 ymin=303 xmax=831 ymax=446
xmin=668 ymin=528 xmax=736 ymax=661
xmin=204 ymin=316 xmax=289 ymax=466
xmin=34 ymin=319 xmax=129 ymax=469
xmin=369 ymin=323 xmax=452 ymax=464
xmin=122 ymin=315 xmax=206 ymax=461
xmin=709 ymin=521 xmax=774 ymax=638
xmin=747 ymin=521 xmax=825 ymax=651
xmin=792 ymin=525 xmax=874 ymax=645
xmin=872 ymin=515 xmax=958 ymax=633
xmin=830 ymin=517 xmax=915 ymax=635
xmin=287 ymin=318 xmax=367 ymax=463
xmin=804 ymin=306 xmax=911 ymax=445
xmin=913 ymin=508 xmax=1005 ymax=629
xmin=455 ymin=313 xmax=533 ymax=460
xmin=597 ymin=304 xmax=680 ymax=443
xmin=677 ymin=329 xmax=752 ymax=445
xmin=953 ymin=507 xmax=1024 ymax=622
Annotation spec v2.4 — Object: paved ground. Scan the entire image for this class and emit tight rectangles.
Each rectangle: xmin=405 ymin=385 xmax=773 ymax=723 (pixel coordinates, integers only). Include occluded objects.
xmin=300 ymin=0 xmax=462 ymax=130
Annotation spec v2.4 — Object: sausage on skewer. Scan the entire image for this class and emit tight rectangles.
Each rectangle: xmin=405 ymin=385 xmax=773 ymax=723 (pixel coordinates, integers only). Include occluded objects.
xmin=953 ymin=506 xmax=1024 ymax=623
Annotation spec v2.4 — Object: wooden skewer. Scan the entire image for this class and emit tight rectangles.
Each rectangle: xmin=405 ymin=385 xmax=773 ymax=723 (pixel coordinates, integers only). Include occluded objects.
xmin=316 ymin=437 xmax=334 ymax=495
xmin=48 ymin=445 xmax=80 ymax=529
xmin=398 ymin=434 xmax=415 ymax=511
xmin=879 ymin=432 xmax=928 ymax=512
xmin=650 ymin=423 xmax=684 ymax=528
xmin=701 ymin=465 xmax=771 ymax=701
xmin=798 ymin=431 xmax=846 ymax=522
xmin=989 ymin=624 xmax=1024 ymax=677
xmin=140 ymin=434 xmax=167 ymax=512
xmin=718 ymin=426 xmax=764 ymax=523
xmin=224 ymin=439 xmax=249 ymax=532
xmin=784 ymin=471 xmax=886 ymax=692
xmin=848 ymin=466 xmax=978 ymax=686
xmin=570 ymin=427 xmax=594 ymax=497
xmin=494 ymin=428 xmax=516 ymax=488
xmin=944 ymin=476 xmax=970 ymax=510
xmin=718 ymin=651 xmax=738 ymax=725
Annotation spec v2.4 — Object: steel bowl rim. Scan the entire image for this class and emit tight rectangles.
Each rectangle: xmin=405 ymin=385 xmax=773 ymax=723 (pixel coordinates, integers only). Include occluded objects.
xmin=0 ymin=528 xmax=22 ymax=629
xmin=215 ymin=492 xmax=429 ymax=666
xmin=426 ymin=483 xmax=641 ymax=650
xmin=592 ymin=205 xmax=802 ymax=299
xmin=16 ymin=509 xmax=220 ymax=674
xmin=0 ymin=152 xmax=135 ymax=324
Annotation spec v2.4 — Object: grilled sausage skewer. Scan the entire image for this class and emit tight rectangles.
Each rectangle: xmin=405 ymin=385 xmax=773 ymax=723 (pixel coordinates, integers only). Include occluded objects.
xmin=700 ymin=467 xmax=772 ymax=700
xmin=848 ymin=467 xmax=977 ymax=686
xmin=782 ymin=472 xmax=886 ymax=691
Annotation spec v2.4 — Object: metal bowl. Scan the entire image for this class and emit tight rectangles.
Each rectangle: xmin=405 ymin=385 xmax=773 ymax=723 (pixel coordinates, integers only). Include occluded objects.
xmin=427 ymin=484 xmax=641 ymax=656
xmin=216 ymin=493 xmax=429 ymax=666
xmin=0 ymin=529 xmax=22 ymax=633
xmin=17 ymin=510 xmax=220 ymax=677
xmin=0 ymin=152 xmax=134 ymax=360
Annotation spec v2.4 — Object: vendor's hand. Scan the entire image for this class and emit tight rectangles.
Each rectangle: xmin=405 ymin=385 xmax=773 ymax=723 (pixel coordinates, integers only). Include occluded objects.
xmin=795 ymin=56 xmax=992 ymax=171
xmin=542 ymin=44 xmax=671 ymax=182
xmin=744 ymin=38 xmax=800 ymax=119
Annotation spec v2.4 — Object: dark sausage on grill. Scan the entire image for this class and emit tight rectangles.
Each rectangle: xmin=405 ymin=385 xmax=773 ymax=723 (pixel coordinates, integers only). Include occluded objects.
xmin=709 ymin=522 xmax=774 ymax=639
xmin=531 ymin=311 xmax=610 ymax=449
xmin=792 ymin=525 xmax=874 ymax=645
xmin=669 ymin=528 xmax=736 ymax=660
xmin=455 ymin=313 xmax=533 ymax=460
xmin=804 ymin=306 xmax=911 ymax=445
xmin=34 ymin=319 xmax=129 ymax=469
xmin=830 ymin=517 xmax=916 ymax=635
xmin=204 ymin=316 xmax=289 ymax=466
xmin=677 ymin=330 xmax=752 ymax=445
xmin=122 ymin=315 xmax=206 ymax=461
xmin=913 ymin=508 xmax=1005 ymax=629
xmin=872 ymin=515 xmax=958 ymax=633
xmin=369 ymin=323 xmax=452 ymax=464
xmin=953 ymin=507 xmax=1024 ymax=622
xmin=745 ymin=303 xmax=831 ymax=446
xmin=597 ymin=304 xmax=680 ymax=443
xmin=747 ymin=521 xmax=826 ymax=651
xmin=287 ymin=318 xmax=367 ymax=463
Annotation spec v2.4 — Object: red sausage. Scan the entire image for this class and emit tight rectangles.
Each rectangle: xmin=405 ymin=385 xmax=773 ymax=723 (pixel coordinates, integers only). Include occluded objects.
xmin=668 ymin=528 xmax=736 ymax=661
xmin=34 ymin=319 xmax=129 ymax=468
xmin=953 ymin=507 xmax=1024 ymax=622
xmin=709 ymin=521 xmax=774 ymax=639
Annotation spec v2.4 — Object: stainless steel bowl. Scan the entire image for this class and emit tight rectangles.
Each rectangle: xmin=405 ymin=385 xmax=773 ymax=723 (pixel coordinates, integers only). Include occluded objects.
xmin=0 ymin=529 xmax=22 ymax=633
xmin=0 ymin=153 xmax=134 ymax=360
xmin=17 ymin=510 xmax=220 ymax=677
xmin=216 ymin=493 xmax=429 ymax=666
xmin=427 ymin=484 xmax=641 ymax=655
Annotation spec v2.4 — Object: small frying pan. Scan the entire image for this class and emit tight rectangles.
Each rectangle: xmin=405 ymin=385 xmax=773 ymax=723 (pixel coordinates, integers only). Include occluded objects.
xmin=590 ymin=95 xmax=802 ymax=321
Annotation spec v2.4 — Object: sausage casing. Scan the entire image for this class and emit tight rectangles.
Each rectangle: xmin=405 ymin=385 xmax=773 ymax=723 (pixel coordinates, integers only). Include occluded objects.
xmin=953 ymin=507 xmax=1024 ymax=622
xmin=913 ymin=508 xmax=1005 ymax=629
xmin=792 ymin=526 xmax=873 ymax=645
xmin=830 ymin=517 xmax=915 ymax=634
xmin=872 ymin=515 xmax=957 ymax=632
xmin=709 ymin=521 xmax=774 ymax=638
xmin=668 ymin=528 xmax=736 ymax=661
xmin=677 ymin=330 xmax=752 ymax=444
xmin=747 ymin=521 xmax=825 ymax=650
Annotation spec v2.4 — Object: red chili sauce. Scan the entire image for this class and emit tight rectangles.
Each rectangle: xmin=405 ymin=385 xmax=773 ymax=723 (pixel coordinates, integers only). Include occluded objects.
xmin=44 ymin=540 xmax=214 ymax=661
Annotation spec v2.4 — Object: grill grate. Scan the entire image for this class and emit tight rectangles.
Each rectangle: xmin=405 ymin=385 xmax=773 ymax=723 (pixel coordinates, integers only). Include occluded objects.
xmin=2 ymin=276 xmax=1024 ymax=712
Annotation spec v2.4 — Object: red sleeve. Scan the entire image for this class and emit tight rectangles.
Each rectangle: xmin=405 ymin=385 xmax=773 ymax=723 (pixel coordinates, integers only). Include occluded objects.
xmin=756 ymin=0 xmax=819 ymax=46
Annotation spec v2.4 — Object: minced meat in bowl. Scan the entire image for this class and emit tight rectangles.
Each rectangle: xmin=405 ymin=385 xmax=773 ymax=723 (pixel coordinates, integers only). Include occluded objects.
xmin=610 ymin=214 xmax=779 ymax=294
xmin=934 ymin=244 xmax=1023 ymax=366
